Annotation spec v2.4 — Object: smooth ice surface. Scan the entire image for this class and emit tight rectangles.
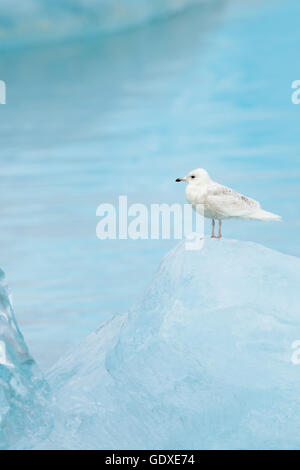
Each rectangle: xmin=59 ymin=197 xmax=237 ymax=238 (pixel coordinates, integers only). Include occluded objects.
xmin=0 ymin=270 xmax=50 ymax=449
xmin=36 ymin=239 xmax=300 ymax=450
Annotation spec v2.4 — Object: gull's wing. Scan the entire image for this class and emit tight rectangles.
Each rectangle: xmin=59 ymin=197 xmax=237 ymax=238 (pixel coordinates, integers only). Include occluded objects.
xmin=206 ymin=184 xmax=260 ymax=218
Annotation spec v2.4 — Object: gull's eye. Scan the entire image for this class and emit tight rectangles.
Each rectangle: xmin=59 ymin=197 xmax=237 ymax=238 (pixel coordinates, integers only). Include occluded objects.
xmin=191 ymin=175 xmax=195 ymax=179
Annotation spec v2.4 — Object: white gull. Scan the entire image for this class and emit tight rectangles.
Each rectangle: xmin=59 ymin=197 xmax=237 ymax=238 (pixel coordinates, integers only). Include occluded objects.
xmin=176 ymin=168 xmax=281 ymax=238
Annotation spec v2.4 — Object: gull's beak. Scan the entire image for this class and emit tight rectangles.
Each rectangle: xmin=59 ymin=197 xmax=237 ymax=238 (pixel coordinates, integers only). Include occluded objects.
xmin=175 ymin=177 xmax=186 ymax=182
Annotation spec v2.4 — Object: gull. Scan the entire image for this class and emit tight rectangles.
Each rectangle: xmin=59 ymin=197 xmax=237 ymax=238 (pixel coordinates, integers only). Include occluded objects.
xmin=176 ymin=168 xmax=281 ymax=238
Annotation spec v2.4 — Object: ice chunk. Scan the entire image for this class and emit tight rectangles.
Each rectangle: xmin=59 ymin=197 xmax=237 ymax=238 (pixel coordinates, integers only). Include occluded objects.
xmin=41 ymin=239 xmax=300 ymax=449
xmin=0 ymin=269 xmax=50 ymax=449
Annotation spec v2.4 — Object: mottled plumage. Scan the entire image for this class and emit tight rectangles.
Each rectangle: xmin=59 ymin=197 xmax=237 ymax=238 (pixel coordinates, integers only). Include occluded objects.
xmin=176 ymin=168 xmax=281 ymax=238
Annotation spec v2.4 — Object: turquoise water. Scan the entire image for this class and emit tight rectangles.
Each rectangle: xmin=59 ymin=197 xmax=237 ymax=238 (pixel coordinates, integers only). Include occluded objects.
xmin=0 ymin=0 xmax=299 ymax=369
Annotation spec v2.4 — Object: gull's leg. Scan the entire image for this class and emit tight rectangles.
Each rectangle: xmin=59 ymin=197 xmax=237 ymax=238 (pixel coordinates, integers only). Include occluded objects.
xmin=211 ymin=219 xmax=215 ymax=238
xmin=217 ymin=220 xmax=222 ymax=238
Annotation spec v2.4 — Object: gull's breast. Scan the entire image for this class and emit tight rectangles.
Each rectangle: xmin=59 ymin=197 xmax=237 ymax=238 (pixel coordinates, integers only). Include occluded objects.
xmin=185 ymin=185 xmax=216 ymax=218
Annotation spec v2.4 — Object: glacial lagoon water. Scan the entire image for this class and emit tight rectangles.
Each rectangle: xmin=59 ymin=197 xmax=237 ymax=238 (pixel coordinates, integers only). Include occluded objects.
xmin=0 ymin=0 xmax=299 ymax=370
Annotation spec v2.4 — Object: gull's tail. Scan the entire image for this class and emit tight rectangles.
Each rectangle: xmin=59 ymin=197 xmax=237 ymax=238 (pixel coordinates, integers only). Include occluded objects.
xmin=249 ymin=209 xmax=282 ymax=221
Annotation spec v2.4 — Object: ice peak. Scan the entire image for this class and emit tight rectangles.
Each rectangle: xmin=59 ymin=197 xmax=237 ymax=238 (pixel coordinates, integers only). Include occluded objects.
xmin=41 ymin=239 xmax=300 ymax=450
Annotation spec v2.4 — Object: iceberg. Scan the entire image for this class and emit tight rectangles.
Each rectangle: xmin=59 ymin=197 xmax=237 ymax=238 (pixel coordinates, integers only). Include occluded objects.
xmin=0 ymin=269 xmax=50 ymax=450
xmin=38 ymin=238 xmax=300 ymax=450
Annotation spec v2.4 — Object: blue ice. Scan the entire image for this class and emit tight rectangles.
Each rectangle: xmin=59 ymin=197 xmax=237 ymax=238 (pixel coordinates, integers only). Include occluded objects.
xmin=0 ymin=269 xmax=50 ymax=449
xmin=4 ymin=238 xmax=299 ymax=449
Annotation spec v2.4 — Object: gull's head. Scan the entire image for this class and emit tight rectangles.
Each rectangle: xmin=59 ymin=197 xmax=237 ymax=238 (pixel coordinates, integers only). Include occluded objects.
xmin=175 ymin=168 xmax=210 ymax=185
